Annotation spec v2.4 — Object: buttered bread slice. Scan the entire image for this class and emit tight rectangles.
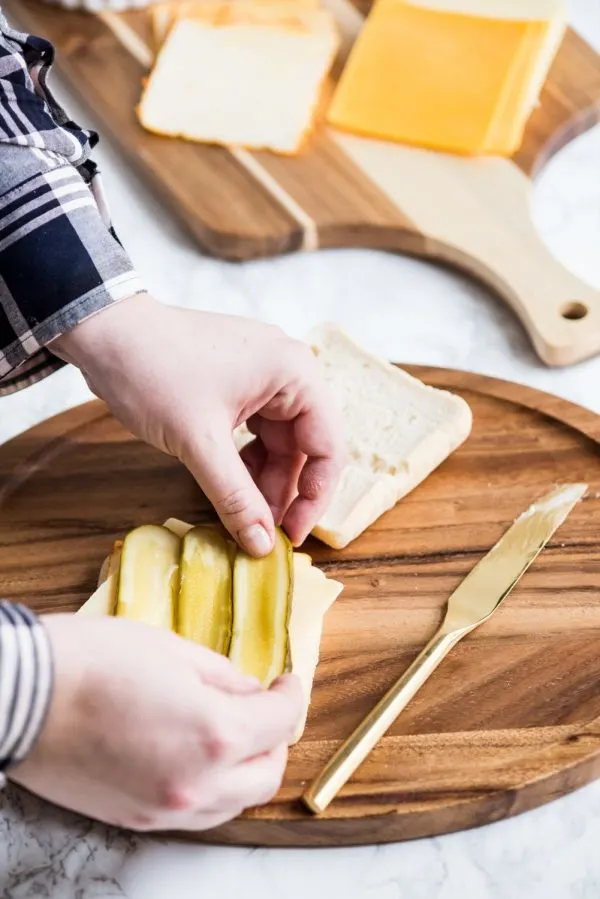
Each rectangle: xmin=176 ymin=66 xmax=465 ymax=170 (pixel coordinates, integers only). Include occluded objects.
xmin=139 ymin=1 xmax=339 ymax=154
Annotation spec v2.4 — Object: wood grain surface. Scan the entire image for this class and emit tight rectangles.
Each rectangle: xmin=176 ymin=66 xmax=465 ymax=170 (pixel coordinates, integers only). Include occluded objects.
xmin=1 ymin=369 xmax=600 ymax=846
xmin=4 ymin=0 xmax=600 ymax=366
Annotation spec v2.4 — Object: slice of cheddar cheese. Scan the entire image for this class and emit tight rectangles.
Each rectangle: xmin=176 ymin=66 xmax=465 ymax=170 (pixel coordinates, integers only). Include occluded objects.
xmin=327 ymin=0 xmax=566 ymax=156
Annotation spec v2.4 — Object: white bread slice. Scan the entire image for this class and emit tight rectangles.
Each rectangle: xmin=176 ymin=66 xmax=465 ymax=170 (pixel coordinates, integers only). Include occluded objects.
xmin=232 ymin=325 xmax=472 ymax=548
xmin=236 ymin=429 xmax=399 ymax=548
xmin=311 ymin=465 xmax=399 ymax=550
xmin=78 ymin=518 xmax=342 ymax=743
xmin=139 ymin=7 xmax=339 ymax=154
xmin=308 ymin=324 xmax=473 ymax=548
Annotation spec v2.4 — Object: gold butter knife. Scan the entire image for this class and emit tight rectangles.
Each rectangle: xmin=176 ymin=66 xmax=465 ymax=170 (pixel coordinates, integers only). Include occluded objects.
xmin=303 ymin=483 xmax=587 ymax=814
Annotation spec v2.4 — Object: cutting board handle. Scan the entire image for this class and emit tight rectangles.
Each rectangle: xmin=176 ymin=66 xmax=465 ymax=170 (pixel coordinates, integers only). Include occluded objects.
xmin=335 ymin=135 xmax=600 ymax=367
xmin=430 ymin=160 xmax=600 ymax=367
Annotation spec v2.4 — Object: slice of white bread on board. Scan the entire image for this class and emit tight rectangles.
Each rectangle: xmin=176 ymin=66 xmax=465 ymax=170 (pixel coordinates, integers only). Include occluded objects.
xmin=309 ymin=324 xmax=473 ymax=547
xmin=235 ymin=324 xmax=472 ymax=548
xmin=78 ymin=518 xmax=342 ymax=743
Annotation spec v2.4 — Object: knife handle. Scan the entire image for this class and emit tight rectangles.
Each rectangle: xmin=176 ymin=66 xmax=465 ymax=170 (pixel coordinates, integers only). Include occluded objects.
xmin=302 ymin=627 xmax=463 ymax=814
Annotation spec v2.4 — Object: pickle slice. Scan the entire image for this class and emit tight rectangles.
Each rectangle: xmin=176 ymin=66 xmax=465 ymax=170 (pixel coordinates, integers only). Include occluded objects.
xmin=229 ymin=528 xmax=293 ymax=686
xmin=116 ymin=525 xmax=180 ymax=630
xmin=178 ymin=526 xmax=233 ymax=654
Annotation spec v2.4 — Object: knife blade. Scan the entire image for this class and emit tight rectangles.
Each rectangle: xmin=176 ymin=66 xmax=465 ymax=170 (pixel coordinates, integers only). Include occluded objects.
xmin=303 ymin=483 xmax=587 ymax=814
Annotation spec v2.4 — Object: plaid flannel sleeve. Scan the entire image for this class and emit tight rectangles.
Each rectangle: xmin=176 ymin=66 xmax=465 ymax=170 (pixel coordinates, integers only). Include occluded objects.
xmin=0 ymin=15 xmax=144 ymax=397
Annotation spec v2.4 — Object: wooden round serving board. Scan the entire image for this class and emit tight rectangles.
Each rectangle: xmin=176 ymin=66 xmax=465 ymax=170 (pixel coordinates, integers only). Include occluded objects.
xmin=5 ymin=0 xmax=600 ymax=366
xmin=2 ymin=368 xmax=600 ymax=847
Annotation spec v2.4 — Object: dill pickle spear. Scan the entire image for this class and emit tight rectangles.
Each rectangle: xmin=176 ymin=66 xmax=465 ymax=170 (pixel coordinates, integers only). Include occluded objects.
xmin=229 ymin=528 xmax=293 ymax=687
xmin=178 ymin=526 xmax=233 ymax=654
xmin=116 ymin=524 xmax=180 ymax=630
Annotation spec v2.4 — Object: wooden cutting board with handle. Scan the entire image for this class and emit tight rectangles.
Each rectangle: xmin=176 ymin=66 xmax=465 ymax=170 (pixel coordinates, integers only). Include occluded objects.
xmin=2 ymin=368 xmax=600 ymax=846
xmin=5 ymin=0 xmax=600 ymax=367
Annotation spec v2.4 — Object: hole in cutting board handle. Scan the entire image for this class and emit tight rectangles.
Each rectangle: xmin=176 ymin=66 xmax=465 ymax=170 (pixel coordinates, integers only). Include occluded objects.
xmin=561 ymin=302 xmax=589 ymax=321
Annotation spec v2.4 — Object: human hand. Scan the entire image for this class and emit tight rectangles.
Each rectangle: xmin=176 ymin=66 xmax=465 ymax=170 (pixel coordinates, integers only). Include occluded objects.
xmin=51 ymin=296 xmax=345 ymax=556
xmin=10 ymin=614 xmax=302 ymax=832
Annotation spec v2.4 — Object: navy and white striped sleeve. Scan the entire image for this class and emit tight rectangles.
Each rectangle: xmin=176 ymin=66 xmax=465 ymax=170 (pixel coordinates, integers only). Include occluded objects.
xmin=0 ymin=14 xmax=144 ymax=397
xmin=0 ymin=602 xmax=53 ymax=788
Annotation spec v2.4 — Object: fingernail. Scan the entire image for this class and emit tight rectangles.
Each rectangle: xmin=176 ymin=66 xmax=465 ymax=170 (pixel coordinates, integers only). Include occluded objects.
xmin=239 ymin=523 xmax=272 ymax=556
xmin=270 ymin=506 xmax=284 ymax=526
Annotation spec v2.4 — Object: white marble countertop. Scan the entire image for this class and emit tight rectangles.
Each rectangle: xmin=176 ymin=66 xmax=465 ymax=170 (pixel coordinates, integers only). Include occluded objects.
xmin=1 ymin=2 xmax=600 ymax=896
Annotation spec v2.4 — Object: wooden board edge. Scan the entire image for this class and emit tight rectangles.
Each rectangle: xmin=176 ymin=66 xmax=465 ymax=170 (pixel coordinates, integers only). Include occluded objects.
xmin=7 ymin=3 xmax=599 ymax=267
xmin=515 ymin=29 xmax=600 ymax=179
xmin=2 ymin=367 xmax=599 ymax=462
xmin=167 ymin=741 xmax=600 ymax=846
xmin=414 ymin=367 xmax=600 ymax=445
xmin=525 ymin=99 xmax=600 ymax=181
xmin=2 ymin=370 xmax=600 ymax=846
xmin=0 ymin=400 xmax=110 ymax=506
